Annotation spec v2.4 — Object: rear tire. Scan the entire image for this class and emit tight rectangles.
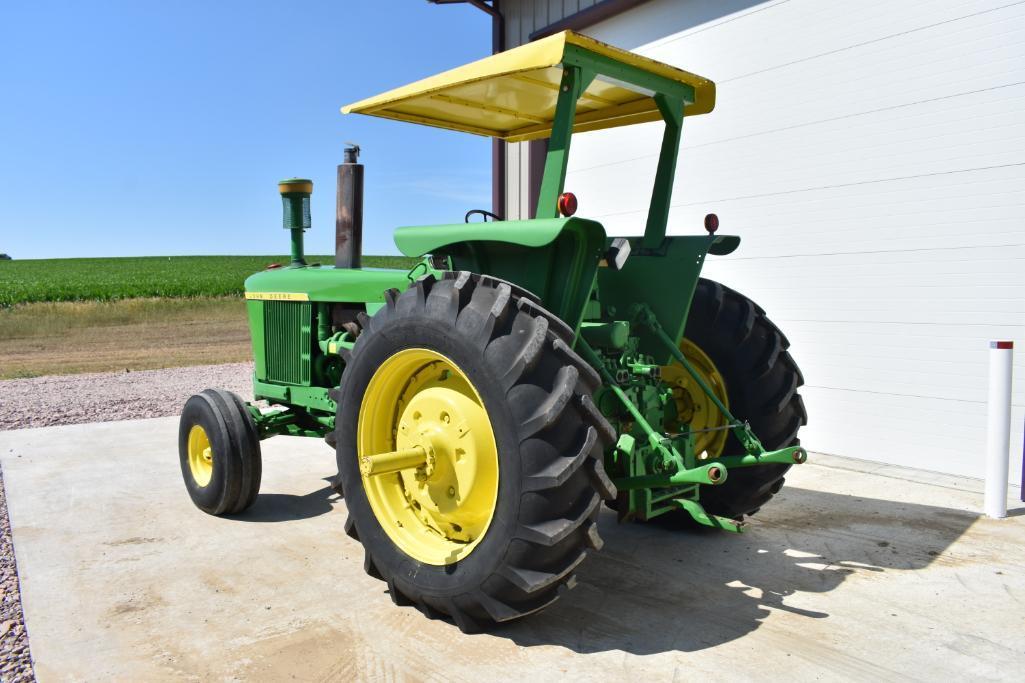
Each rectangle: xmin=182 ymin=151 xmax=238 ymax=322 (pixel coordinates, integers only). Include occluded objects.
xmin=334 ymin=272 xmax=616 ymax=632
xmin=682 ymin=278 xmax=807 ymax=520
xmin=178 ymin=389 xmax=262 ymax=515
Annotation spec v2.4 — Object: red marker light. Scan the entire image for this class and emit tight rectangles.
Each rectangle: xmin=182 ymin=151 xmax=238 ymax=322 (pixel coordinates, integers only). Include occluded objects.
xmin=558 ymin=192 xmax=578 ymax=217
xmin=704 ymin=213 xmax=719 ymax=234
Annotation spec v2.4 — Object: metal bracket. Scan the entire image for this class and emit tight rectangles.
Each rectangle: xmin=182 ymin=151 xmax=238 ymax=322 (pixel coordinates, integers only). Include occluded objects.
xmin=675 ymin=499 xmax=746 ymax=533
xmin=717 ymin=445 xmax=807 ymax=469
xmin=631 ymin=303 xmax=765 ymax=456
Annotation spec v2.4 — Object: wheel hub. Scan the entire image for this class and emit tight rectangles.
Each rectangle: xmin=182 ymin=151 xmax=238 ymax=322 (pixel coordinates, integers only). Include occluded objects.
xmin=661 ymin=338 xmax=730 ymax=458
xmin=358 ymin=349 xmax=499 ymax=565
xmin=187 ymin=425 xmax=214 ymax=487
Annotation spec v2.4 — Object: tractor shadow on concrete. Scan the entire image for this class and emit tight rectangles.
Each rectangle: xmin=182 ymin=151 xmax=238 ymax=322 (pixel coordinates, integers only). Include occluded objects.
xmin=227 ymin=479 xmax=341 ymax=523
xmin=494 ymin=486 xmax=978 ymax=655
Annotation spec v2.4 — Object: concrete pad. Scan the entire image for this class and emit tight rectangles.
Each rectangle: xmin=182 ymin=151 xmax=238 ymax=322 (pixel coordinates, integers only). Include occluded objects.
xmin=2 ymin=418 xmax=1025 ymax=681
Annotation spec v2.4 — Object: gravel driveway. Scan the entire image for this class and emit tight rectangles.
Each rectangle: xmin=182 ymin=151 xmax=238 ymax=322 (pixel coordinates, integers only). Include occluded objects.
xmin=0 ymin=362 xmax=254 ymax=680
xmin=0 ymin=363 xmax=254 ymax=431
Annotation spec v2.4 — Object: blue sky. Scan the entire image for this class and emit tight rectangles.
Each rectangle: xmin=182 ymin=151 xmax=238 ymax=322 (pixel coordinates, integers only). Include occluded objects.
xmin=0 ymin=1 xmax=491 ymax=259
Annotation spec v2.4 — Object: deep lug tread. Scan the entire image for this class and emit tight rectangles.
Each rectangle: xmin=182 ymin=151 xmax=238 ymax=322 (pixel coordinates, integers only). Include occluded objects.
xmin=478 ymin=274 xmax=541 ymax=304
xmin=475 ymin=591 xmax=521 ymax=623
xmin=770 ymin=414 xmax=805 ymax=450
xmin=443 ymin=600 xmax=482 ymax=634
xmin=754 ymin=334 xmax=782 ymax=381
xmin=552 ymin=337 xmax=601 ymax=392
xmin=498 ymin=551 xmax=586 ymax=594
xmin=795 ymin=394 xmax=809 ymax=425
xmin=516 ymin=496 xmax=600 ymax=547
xmin=335 ymin=272 xmax=616 ymax=632
xmin=387 ymin=580 xmax=414 ymax=607
xmin=577 ymin=394 xmax=618 ymax=449
xmin=522 ymin=427 xmax=597 ymax=492
xmin=517 ymin=365 xmax=578 ymax=438
xmin=785 ymin=355 xmax=806 ymax=387
xmin=417 ymin=602 xmax=444 ymax=621
xmin=583 ymin=521 xmax=604 ymax=551
xmin=586 ymin=458 xmax=617 ymax=500
xmin=734 ymin=299 xmax=756 ymax=345
xmin=515 ymin=297 xmax=574 ymax=344
xmin=681 ymin=278 xmax=807 ymax=521
xmin=707 ymin=281 xmax=725 ymax=327
xmin=475 ymin=588 xmax=562 ymax=624
xmin=363 ymin=551 xmax=383 ymax=580
xmin=491 ymin=314 xmax=548 ymax=391
xmin=425 ymin=279 xmax=462 ymax=325
xmin=766 ymin=372 xmax=799 ymax=416
xmin=344 ymin=514 xmax=359 ymax=541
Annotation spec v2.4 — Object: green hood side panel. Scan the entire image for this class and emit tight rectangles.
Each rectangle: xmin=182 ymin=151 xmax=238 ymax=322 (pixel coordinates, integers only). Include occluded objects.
xmin=244 ymin=266 xmax=412 ymax=304
xmin=244 ymin=266 xmax=413 ymax=387
xmin=394 ymin=217 xmax=604 ymax=257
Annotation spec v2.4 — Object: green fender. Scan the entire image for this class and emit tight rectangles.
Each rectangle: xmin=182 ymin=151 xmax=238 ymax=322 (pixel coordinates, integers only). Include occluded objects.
xmin=394 ymin=217 xmax=603 ymax=256
xmin=394 ymin=217 xmax=607 ymax=334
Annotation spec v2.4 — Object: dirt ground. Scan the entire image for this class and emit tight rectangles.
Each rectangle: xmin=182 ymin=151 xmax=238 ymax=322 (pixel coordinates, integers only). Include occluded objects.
xmin=0 ymin=298 xmax=250 ymax=379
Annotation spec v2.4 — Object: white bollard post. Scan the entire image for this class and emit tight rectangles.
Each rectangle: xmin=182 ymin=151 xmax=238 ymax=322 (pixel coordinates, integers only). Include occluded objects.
xmin=984 ymin=341 xmax=1013 ymax=519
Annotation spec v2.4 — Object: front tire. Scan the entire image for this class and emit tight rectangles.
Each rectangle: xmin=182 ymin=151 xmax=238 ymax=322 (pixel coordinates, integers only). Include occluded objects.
xmin=178 ymin=389 xmax=262 ymax=515
xmin=334 ymin=272 xmax=616 ymax=632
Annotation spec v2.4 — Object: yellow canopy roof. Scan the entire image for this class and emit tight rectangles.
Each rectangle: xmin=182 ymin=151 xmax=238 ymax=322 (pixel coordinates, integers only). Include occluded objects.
xmin=341 ymin=31 xmax=715 ymax=143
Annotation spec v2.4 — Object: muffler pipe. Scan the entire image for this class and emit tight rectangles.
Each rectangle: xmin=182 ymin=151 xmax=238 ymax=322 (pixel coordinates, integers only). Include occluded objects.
xmin=335 ymin=144 xmax=363 ymax=269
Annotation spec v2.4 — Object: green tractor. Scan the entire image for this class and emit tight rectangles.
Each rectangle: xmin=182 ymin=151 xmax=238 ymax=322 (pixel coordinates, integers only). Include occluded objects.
xmin=178 ymin=31 xmax=807 ymax=632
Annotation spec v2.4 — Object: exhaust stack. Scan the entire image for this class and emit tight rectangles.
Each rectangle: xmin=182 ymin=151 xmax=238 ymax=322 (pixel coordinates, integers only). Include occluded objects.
xmin=335 ymin=144 xmax=363 ymax=269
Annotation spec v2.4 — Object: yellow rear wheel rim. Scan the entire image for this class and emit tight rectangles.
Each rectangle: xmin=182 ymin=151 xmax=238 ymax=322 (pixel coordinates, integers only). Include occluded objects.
xmin=187 ymin=425 xmax=214 ymax=487
xmin=661 ymin=338 xmax=730 ymax=458
xmin=357 ymin=348 xmax=499 ymax=566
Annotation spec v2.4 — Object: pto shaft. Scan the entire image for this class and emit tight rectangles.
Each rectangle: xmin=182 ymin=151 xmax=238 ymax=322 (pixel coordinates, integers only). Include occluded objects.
xmin=360 ymin=446 xmax=428 ymax=477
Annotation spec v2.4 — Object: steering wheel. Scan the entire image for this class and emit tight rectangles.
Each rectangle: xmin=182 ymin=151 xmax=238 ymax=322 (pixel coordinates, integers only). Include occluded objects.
xmin=465 ymin=209 xmax=502 ymax=223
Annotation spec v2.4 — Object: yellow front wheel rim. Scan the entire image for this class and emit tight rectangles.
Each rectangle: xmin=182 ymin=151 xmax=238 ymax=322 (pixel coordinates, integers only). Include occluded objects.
xmin=187 ymin=425 xmax=214 ymax=487
xmin=661 ymin=338 xmax=730 ymax=458
xmin=357 ymin=349 xmax=499 ymax=566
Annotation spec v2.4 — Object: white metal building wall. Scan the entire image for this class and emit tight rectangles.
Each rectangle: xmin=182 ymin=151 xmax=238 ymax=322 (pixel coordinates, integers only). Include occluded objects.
xmin=502 ymin=0 xmax=1025 ymax=481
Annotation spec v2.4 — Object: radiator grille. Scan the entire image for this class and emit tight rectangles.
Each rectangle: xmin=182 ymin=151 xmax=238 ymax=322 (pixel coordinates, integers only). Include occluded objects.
xmin=263 ymin=301 xmax=312 ymax=385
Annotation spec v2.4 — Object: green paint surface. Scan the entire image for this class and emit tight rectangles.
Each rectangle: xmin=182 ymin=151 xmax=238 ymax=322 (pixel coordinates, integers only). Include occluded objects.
xmin=393 ymin=217 xmax=595 ymax=256
xmin=244 ymin=266 xmax=412 ymax=304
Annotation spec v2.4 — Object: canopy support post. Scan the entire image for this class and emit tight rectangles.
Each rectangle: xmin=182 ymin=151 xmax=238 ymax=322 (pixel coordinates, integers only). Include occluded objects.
xmin=536 ymin=66 xmax=594 ymax=218
xmin=642 ymin=94 xmax=684 ymax=250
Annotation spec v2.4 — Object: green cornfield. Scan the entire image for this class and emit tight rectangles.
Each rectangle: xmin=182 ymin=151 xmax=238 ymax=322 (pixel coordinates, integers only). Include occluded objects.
xmin=0 ymin=255 xmax=419 ymax=307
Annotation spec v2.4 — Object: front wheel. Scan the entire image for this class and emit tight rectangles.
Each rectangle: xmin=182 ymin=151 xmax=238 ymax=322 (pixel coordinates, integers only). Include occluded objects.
xmin=178 ymin=389 xmax=262 ymax=515
xmin=333 ymin=272 xmax=616 ymax=632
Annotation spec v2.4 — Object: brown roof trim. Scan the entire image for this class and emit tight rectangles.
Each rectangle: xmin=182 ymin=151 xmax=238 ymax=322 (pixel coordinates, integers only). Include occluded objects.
xmin=529 ymin=0 xmax=652 ymax=41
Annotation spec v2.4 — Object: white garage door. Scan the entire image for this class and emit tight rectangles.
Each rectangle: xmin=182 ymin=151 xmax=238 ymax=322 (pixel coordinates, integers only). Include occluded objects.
xmin=541 ymin=0 xmax=1025 ymax=480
